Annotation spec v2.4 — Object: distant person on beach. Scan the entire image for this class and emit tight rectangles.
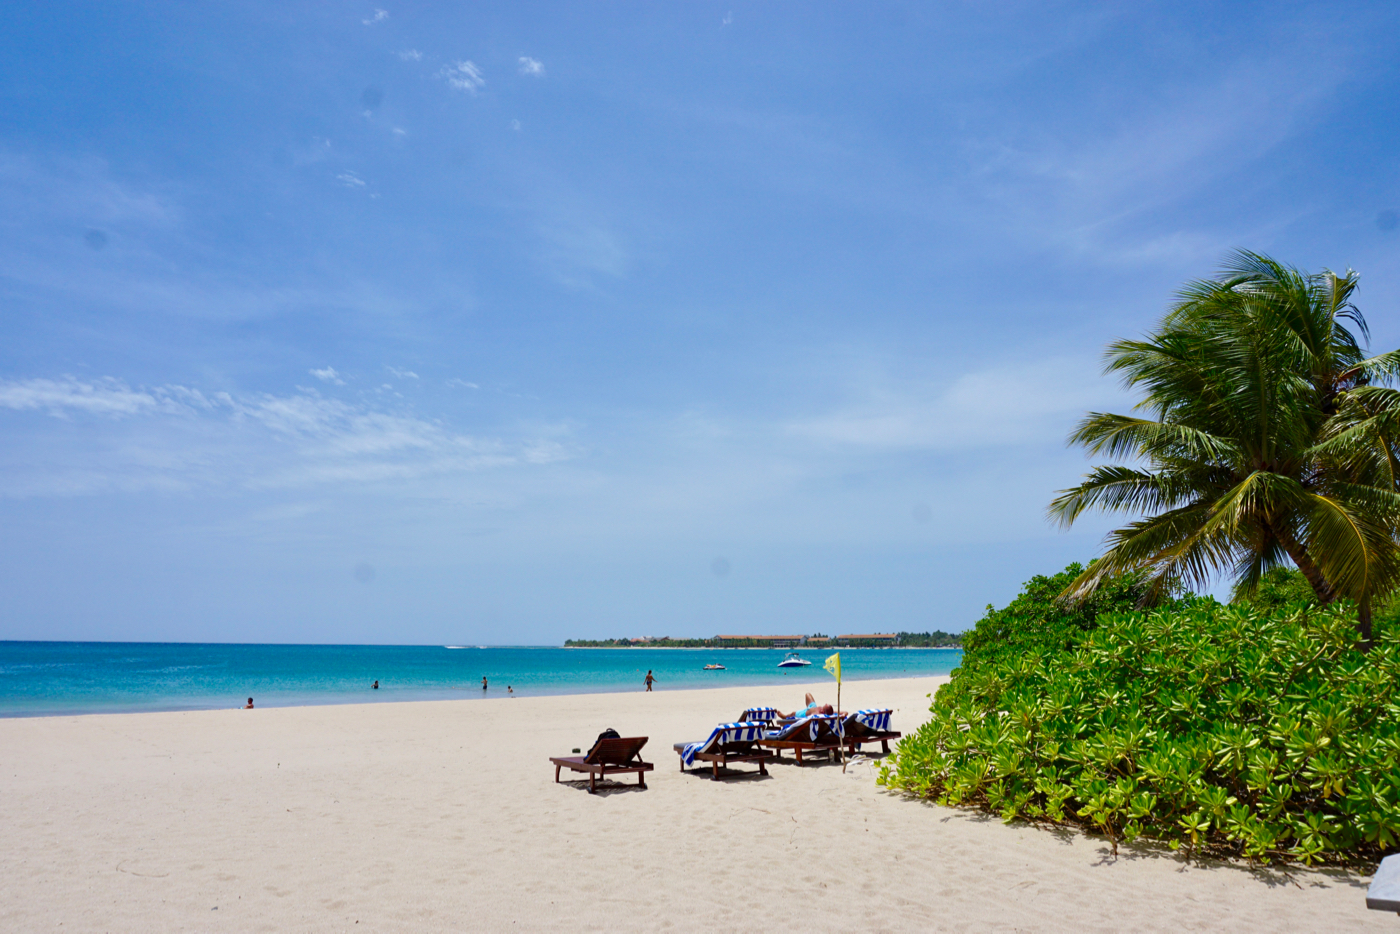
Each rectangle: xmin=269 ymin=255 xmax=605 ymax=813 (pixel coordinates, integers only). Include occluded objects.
xmin=244 ymin=697 xmax=254 ymax=709
xmin=508 ymin=685 xmax=513 ymax=696
xmin=372 ymin=680 xmax=379 ymax=690
xmin=644 ymin=670 xmax=656 ymax=692
xmin=482 ymin=676 xmax=488 ymax=691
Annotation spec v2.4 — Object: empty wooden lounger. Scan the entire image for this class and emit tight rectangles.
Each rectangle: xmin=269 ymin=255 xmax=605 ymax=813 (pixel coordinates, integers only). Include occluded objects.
xmin=550 ymin=736 xmax=654 ymax=793
xmin=674 ymin=722 xmax=777 ymax=780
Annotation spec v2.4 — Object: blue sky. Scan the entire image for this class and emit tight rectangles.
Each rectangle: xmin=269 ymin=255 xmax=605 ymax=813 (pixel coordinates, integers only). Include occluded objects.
xmin=2 ymin=2 xmax=1399 ymax=644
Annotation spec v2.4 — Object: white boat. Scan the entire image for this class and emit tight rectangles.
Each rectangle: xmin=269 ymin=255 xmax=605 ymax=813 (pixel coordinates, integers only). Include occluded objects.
xmin=703 ymin=664 xmax=726 ymax=671
xmin=777 ymin=653 xmax=811 ymax=668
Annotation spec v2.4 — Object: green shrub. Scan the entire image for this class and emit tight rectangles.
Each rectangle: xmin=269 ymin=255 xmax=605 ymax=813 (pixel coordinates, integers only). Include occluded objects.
xmin=959 ymin=562 xmax=1158 ymax=665
xmin=1232 ymin=566 xmax=1321 ymax=612
xmin=879 ymin=599 xmax=1400 ymax=864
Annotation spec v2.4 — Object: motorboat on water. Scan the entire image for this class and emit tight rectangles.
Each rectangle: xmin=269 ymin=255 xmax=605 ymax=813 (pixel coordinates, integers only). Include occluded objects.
xmin=777 ymin=652 xmax=811 ymax=668
xmin=703 ymin=664 xmax=726 ymax=670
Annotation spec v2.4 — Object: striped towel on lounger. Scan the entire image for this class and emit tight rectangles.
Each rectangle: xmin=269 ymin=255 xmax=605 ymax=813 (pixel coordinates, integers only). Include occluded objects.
xmin=763 ymin=714 xmax=838 ymax=743
xmin=851 ymin=708 xmax=893 ymax=732
xmin=680 ymin=722 xmax=765 ymax=767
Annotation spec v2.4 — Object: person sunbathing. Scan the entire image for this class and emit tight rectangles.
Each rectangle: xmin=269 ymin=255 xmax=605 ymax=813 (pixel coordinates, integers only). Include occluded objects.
xmin=779 ymin=693 xmax=820 ymax=720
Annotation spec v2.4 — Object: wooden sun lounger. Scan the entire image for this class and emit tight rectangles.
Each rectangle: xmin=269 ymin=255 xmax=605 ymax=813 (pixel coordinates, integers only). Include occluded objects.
xmin=673 ymin=739 xmax=777 ymax=781
xmin=550 ymin=736 xmax=654 ymax=793
xmin=841 ymin=719 xmax=902 ymax=755
xmin=762 ymin=713 xmax=901 ymax=762
xmin=758 ymin=736 xmax=845 ymax=765
xmin=757 ymin=718 xmax=845 ymax=765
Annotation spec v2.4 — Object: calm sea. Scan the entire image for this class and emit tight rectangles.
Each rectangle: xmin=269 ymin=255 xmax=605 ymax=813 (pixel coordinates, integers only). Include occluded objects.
xmin=0 ymin=642 xmax=961 ymax=718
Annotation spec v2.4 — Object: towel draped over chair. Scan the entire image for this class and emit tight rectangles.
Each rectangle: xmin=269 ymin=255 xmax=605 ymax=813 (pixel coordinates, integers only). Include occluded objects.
xmin=680 ymin=721 xmax=765 ymax=767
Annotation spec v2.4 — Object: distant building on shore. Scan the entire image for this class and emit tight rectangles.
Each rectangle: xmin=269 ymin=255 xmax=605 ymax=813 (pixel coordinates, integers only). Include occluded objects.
xmin=715 ymin=634 xmax=808 ymax=648
xmin=835 ymin=633 xmax=898 ymax=646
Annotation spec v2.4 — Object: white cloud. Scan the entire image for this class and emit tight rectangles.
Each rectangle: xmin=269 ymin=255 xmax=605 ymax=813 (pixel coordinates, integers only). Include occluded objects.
xmin=386 ymin=366 xmax=419 ymax=380
xmin=397 ymin=49 xmax=422 ymax=62
xmin=440 ymin=61 xmax=485 ymax=94
xmin=310 ymin=367 xmax=345 ymax=385
xmin=445 ymin=378 xmax=479 ymax=389
xmin=722 ymin=12 xmax=733 ymax=26
xmin=0 ymin=376 xmax=207 ymax=418
xmin=363 ymin=9 xmax=388 ymax=25
xmin=0 ymin=374 xmax=573 ymax=496
xmin=336 ymin=172 xmax=366 ymax=189
xmin=518 ymin=57 xmax=544 ymax=77
xmin=510 ymin=119 xmax=522 ymax=132
xmin=787 ymin=357 xmax=1124 ymax=451
xmin=393 ymin=127 xmax=407 ymax=137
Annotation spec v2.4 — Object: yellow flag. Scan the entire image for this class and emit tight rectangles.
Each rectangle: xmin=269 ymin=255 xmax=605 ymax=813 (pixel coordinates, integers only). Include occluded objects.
xmin=824 ymin=652 xmax=841 ymax=683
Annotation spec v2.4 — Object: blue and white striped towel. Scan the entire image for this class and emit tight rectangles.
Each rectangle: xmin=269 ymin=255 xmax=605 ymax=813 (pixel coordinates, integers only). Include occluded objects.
xmin=852 ymin=708 xmax=893 ymax=732
xmin=680 ymin=721 xmax=764 ymax=767
xmin=763 ymin=714 xmax=838 ymax=742
xmin=741 ymin=707 xmax=781 ymax=723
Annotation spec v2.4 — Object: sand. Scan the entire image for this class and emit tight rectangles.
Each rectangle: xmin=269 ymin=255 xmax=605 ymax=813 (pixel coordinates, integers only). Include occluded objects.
xmin=0 ymin=675 xmax=1387 ymax=932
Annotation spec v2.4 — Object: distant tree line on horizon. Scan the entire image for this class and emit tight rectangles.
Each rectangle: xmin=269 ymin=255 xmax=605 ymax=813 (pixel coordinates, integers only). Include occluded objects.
xmin=562 ymin=631 xmax=963 ymax=648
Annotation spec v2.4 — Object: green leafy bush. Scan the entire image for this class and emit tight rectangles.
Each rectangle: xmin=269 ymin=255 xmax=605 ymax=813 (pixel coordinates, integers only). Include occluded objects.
xmin=879 ymin=599 xmax=1400 ymax=864
xmin=959 ymin=562 xmax=1158 ymax=665
xmin=1232 ymin=566 xmax=1321 ymax=612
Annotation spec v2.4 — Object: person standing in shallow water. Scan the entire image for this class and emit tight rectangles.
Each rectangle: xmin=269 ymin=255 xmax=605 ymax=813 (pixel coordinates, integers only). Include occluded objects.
xmin=644 ymin=670 xmax=655 ymax=692
xmin=482 ymin=676 xmax=487 ymax=691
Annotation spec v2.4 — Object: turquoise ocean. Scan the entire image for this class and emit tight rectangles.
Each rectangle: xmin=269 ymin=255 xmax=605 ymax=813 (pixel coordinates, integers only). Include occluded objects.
xmin=0 ymin=642 xmax=961 ymax=717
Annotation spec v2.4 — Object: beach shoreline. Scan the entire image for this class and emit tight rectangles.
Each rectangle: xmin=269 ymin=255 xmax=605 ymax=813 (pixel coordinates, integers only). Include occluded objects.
xmin=1 ymin=674 xmax=1386 ymax=932
xmin=0 ymin=669 xmax=954 ymax=720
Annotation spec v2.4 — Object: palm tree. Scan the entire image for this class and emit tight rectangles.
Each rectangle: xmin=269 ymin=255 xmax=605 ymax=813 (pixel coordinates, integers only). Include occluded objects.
xmin=1048 ymin=251 xmax=1400 ymax=648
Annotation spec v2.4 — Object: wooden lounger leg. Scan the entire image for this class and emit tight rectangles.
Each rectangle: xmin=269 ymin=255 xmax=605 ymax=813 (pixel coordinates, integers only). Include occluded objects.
xmin=881 ymin=739 xmax=890 ymax=754
xmin=795 ymin=749 xmax=804 ymax=766
xmin=589 ymin=771 xmax=596 ymax=794
xmin=555 ymin=765 xmax=561 ymax=783
xmin=712 ymin=760 xmax=721 ymax=781
xmin=758 ymin=760 xmax=768 ymax=776
xmin=638 ymin=771 xmax=646 ymax=788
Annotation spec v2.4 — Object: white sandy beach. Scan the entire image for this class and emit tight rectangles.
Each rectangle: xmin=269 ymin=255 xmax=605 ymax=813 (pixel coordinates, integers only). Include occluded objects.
xmin=0 ymin=675 xmax=1387 ymax=932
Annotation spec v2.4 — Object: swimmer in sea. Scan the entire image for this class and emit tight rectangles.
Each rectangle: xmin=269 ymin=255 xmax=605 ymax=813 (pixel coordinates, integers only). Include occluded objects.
xmin=244 ymin=697 xmax=254 ymax=709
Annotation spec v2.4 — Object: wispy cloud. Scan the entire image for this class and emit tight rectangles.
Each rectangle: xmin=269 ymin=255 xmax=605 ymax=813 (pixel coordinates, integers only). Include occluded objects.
xmin=336 ymin=171 xmax=366 ymax=188
xmin=362 ymin=9 xmax=388 ymax=25
xmin=385 ymin=366 xmax=418 ymax=380
xmin=397 ymin=49 xmax=422 ymax=62
xmin=787 ymin=358 xmax=1123 ymax=451
xmin=518 ymin=57 xmax=544 ymax=77
xmin=0 ymin=376 xmax=211 ymax=418
xmin=0 ymin=375 xmax=572 ymax=496
xmin=440 ymin=61 xmax=485 ymax=94
xmin=445 ymin=378 xmax=479 ymax=389
xmin=311 ymin=367 xmax=345 ymax=385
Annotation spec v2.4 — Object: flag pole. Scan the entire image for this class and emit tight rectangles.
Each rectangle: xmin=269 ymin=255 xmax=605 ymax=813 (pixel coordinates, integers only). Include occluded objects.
xmin=838 ymin=670 xmax=845 ymax=772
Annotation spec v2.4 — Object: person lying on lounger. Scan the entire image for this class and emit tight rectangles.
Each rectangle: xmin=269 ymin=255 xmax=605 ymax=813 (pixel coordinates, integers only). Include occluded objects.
xmin=779 ymin=694 xmax=820 ymax=720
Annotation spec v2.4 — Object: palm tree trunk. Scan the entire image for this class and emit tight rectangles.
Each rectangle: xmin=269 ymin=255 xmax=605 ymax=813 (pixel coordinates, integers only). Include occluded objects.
xmin=1270 ymin=523 xmax=1337 ymax=605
